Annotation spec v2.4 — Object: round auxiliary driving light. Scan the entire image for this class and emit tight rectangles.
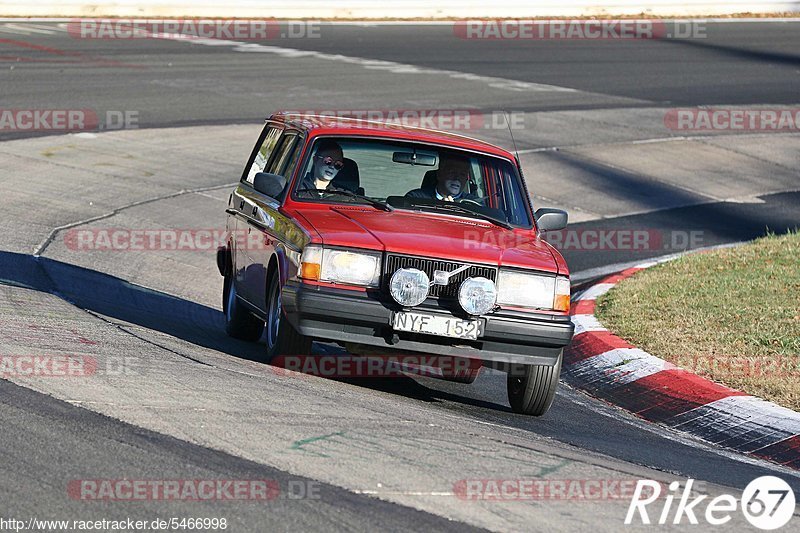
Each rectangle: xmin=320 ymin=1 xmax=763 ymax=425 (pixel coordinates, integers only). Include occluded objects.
xmin=390 ymin=268 xmax=430 ymax=307
xmin=458 ymin=277 xmax=497 ymax=315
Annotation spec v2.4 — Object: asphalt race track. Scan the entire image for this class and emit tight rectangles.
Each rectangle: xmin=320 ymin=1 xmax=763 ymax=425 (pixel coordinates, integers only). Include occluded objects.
xmin=1 ymin=20 xmax=799 ymax=531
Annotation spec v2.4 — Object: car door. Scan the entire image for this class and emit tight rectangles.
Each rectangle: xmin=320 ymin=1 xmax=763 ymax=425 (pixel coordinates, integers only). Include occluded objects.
xmin=232 ymin=124 xmax=283 ymax=309
xmin=239 ymin=130 xmax=303 ymax=312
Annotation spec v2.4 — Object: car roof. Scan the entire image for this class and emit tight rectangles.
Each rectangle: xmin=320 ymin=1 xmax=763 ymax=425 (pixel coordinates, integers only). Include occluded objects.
xmin=269 ymin=112 xmax=517 ymax=161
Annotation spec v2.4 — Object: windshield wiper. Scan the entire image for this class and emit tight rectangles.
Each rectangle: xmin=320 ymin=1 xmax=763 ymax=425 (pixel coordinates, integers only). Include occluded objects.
xmin=406 ymin=200 xmax=513 ymax=229
xmin=296 ymin=188 xmax=394 ymax=212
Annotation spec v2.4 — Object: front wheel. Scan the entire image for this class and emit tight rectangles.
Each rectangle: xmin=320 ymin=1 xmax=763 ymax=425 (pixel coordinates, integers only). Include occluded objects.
xmin=265 ymin=273 xmax=312 ymax=362
xmin=506 ymin=350 xmax=562 ymax=416
xmin=223 ymin=274 xmax=264 ymax=342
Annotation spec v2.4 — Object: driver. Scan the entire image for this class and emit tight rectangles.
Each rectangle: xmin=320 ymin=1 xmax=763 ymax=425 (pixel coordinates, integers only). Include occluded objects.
xmin=405 ymin=153 xmax=479 ymax=202
xmin=298 ymin=139 xmax=345 ymax=192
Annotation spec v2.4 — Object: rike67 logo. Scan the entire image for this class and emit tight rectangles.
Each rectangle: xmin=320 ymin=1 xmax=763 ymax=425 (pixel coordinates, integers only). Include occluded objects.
xmin=626 ymin=477 xmax=795 ymax=530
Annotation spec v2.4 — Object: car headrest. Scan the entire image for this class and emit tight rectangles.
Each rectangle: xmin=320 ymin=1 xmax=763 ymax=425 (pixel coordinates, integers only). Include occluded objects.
xmin=332 ymin=157 xmax=360 ymax=192
xmin=421 ymin=169 xmax=438 ymax=189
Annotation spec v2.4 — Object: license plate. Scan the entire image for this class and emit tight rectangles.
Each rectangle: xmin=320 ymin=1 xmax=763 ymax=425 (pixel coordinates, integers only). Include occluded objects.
xmin=392 ymin=312 xmax=480 ymax=340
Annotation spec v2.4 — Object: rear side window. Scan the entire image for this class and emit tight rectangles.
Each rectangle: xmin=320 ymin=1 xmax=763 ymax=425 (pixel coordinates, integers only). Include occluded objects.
xmin=244 ymin=126 xmax=282 ymax=184
xmin=267 ymin=133 xmax=300 ymax=178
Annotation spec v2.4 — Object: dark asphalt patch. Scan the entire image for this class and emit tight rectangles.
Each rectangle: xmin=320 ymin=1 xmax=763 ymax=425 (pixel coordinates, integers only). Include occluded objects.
xmin=0 ymin=378 xmax=485 ymax=532
xmin=562 ymin=190 xmax=800 ymax=274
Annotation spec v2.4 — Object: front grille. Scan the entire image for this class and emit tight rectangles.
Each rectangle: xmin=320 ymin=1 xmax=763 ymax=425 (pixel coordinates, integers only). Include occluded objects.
xmin=383 ymin=254 xmax=497 ymax=299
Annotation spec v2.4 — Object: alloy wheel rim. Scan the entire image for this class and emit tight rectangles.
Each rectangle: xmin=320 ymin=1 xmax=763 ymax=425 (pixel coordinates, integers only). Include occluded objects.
xmin=267 ymin=281 xmax=280 ymax=349
xmin=226 ymin=280 xmax=235 ymax=322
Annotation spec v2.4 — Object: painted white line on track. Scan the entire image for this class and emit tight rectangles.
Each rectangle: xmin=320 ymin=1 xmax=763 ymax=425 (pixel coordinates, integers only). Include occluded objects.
xmin=2 ymin=18 xmax=800 ymax=23
xmin=320 ymin=18 xmax=800 ymax=24
xmin=630 ymin=136 xmax=693 ymax=145
xmin=33 ymin=23 xmax=67 ymax=32
xmin=0 ymin=24 xmax=38 ymax=35
xmin=520 ymin=131 xmax=800 ymax=155
xmin=0 ymin=27 xmax=30 ymax=35
xmin=194 ymin=190 xmax=229 ymax=203
xmin=2 ymin=23 xmax=55 ymax=34
xmin=150 ymin=33 xmax=577 ymax=93
xmin=353 ymin=490 xmax=455 ymax=496
xmin=21 ymin=23 xmax=64 ymax=33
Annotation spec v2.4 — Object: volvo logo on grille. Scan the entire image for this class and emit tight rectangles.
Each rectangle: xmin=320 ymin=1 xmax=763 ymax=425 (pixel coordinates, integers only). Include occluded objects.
xmin=432 ymin=264 xmax=470 ymax=286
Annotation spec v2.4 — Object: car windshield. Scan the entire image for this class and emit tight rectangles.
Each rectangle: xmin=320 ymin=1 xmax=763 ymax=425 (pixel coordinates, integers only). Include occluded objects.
xmin=293 ymin=137 xmax=532 ymax=227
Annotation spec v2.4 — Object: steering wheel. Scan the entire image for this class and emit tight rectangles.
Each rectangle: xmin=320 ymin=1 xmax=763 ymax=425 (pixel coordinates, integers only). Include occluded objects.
xmin=459 ymin=198 xmax=485 ymax=207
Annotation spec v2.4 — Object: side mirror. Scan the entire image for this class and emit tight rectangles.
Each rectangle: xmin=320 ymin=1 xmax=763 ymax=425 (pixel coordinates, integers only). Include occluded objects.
xmin=535 ymin=208 xmax=568 ymax=232
xmin=253 ymin=172 xmax=286 ymax=198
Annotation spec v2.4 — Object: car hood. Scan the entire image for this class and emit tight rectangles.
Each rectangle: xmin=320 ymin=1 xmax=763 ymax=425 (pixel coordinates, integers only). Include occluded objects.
xmin=295 ymin=206 xmax=560 ymax=274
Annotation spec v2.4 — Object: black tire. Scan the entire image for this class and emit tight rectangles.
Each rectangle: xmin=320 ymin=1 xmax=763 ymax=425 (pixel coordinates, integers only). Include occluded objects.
xmin=223 ymin=274 xmax=264 ymax=342
xmin=265 ymin=273 xmax=312 ymax=362
xmin=506 ymin=350 xmax=562 ymax=416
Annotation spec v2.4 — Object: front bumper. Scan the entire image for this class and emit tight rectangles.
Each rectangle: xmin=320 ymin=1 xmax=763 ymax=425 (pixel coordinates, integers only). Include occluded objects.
xmin=282 ymin=282 xmax=574 ymax=366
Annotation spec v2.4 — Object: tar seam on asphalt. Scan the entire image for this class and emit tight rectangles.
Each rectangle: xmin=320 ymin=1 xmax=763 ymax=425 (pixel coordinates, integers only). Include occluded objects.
xmin=32 ymin=182 xmax=238 ymax=256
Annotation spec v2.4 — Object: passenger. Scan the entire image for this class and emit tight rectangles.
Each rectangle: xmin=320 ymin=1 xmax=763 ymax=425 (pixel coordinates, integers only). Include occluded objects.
xmin=405 ymin=153 xmax=479 ymax=202
xmin=298 ymin=139 xmax=345 ymax=192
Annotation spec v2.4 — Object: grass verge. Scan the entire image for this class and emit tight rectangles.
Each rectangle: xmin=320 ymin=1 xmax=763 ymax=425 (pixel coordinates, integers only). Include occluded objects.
xmin=596 ymin=231 xmax=800 ymax=411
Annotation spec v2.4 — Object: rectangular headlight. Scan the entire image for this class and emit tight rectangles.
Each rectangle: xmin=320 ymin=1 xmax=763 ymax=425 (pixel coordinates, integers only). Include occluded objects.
xmin=497 ymin=270 xmax=569 ymax=312
xmin=300 ymin=245 xmax=382 ymax=287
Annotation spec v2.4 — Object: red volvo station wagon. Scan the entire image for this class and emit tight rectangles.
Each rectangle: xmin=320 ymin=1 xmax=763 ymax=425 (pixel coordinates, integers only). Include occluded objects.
xmin=218 ymin=113 xmax=574 ymax=416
